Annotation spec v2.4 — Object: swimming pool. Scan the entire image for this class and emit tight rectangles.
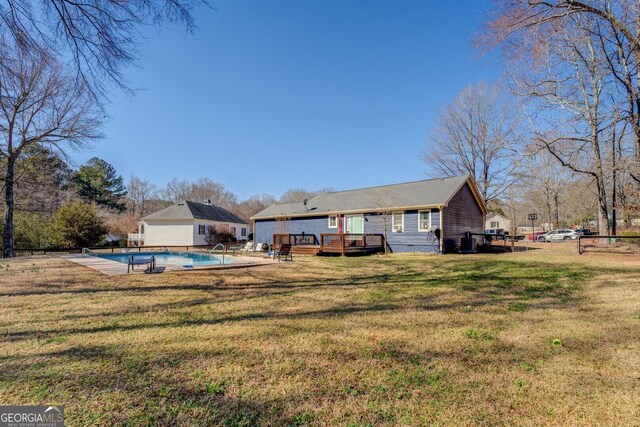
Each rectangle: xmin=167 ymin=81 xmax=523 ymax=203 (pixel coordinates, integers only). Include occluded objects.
xmin=93 ymin=251 xmax=230 ymax=267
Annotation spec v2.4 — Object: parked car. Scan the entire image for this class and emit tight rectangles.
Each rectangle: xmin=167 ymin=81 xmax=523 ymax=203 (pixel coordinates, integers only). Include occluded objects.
xmin=485 ymin=228 xmax=507 ymax=241
xmin=537 ymin=229 xmax=580 ymax=241
xmin=573 ymin=228 xmax=593 ymax=236
xmin=535 ymin=232 xmax=551 ymax=242
xmin=529 ymin=231 xmax=547 ymax=241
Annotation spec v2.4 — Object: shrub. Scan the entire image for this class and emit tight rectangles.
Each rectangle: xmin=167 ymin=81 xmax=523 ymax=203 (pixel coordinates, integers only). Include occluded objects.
xmin=53 ymin=201 xmax=108 ymax=247
xmin=206 ymin=225 xmax=236 ymax=245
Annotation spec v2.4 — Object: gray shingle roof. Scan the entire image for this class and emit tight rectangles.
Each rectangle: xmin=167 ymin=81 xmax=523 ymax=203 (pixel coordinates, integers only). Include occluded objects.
xmin=251 ymin=175 xmax=478 ymax=220
xmin=144 ymin=201 xmax=247 ymax=224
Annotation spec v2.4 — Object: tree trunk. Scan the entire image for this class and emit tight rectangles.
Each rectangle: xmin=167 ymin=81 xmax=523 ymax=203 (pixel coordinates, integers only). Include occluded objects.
xmin=383 ymin=214 xmax=389 ymax=256
xmin=595 ymin=179 xmax=609 ymax=236
xmin=3 ymin=157 xmax=16 ymax=258
xmin=612 ymin=133 xmax=617 ymax=236
xmin=553 ymin=191 xmax=560 ymax=227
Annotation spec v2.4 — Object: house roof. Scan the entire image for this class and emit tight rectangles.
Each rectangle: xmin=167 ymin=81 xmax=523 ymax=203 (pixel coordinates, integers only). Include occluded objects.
xmin=143 ymin=201 xmax=247 ymax=224
xmin=486 ymin=212 xmax=510 ymax=221
xmin=251 ymin=175 xmax=486 ymax=220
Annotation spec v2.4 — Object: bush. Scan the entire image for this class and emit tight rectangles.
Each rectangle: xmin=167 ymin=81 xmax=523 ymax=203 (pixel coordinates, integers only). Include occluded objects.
xmin=206 ymin=225 xmax=236 ymax=245
xmin=53 ymin=201 xmax=108 ymax=247
xmin=0 ymin=211 xmax=57 ymax=249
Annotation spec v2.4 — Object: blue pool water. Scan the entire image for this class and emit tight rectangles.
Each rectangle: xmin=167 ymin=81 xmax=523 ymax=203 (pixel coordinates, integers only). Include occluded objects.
xmin=94 ymin=251 xmax=229 ymax=267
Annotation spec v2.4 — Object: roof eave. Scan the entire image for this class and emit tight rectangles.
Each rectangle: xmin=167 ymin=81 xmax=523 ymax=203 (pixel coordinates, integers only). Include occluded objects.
xmin=251 ymin=203 xmax=445 ymax=221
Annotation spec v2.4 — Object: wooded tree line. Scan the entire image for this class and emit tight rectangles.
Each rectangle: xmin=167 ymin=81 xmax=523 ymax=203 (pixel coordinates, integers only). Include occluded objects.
xmin=0 ymin=0 xmax=206 ymax=256
xmin=424 ymin=1 xmax=640 ymax=235
xmin=0 ymin=151 xmax=330 ymax=250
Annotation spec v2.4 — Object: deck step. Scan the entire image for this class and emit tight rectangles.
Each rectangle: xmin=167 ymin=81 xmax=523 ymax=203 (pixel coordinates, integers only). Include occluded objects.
xmin=291 ymin=246 xmax=322 ymax=255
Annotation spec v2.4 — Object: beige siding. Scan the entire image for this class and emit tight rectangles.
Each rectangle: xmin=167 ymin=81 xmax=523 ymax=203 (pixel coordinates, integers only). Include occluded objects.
xmin=143 ymin=220 xmax=194 ymax=246
xmin=192 ymin=221 xmax=250 ymax=245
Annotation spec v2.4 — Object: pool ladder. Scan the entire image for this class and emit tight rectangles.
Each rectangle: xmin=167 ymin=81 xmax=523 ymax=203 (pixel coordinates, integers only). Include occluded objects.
xmin=208 ymin=243 xmax=226 ymax=265
xmin=81 ymin=248 xmax=94 ymax=257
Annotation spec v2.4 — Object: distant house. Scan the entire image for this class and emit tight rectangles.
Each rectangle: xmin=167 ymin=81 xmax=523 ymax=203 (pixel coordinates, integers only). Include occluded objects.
xmin=485 ymin=212 xmax=511 ymax=232
xmin=128 ymin=201 xmax=249 ymax=247
xmin=251 ymin=175 xmax=486 ymax=253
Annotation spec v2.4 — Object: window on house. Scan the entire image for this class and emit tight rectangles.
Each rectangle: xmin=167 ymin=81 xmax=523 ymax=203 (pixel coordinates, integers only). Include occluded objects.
xmin=392 ymin=212 xmax=404 ymax=232
xmin=328 ymin=215 xmax=337 ymax=228
xmin=198 ymin=225 xmax=206 ymax=235
xmin=140 ymin=224 xmax=145 ymax=234
xmin=230 ymin=227 xmax=237 ymax=236
xmin=418 ymin=210 xmax=431 ymax=231
xmin=491 ymin=221 xmax=499 ymax=228
xmin=241 ymin=227 xmax=247 ymax=237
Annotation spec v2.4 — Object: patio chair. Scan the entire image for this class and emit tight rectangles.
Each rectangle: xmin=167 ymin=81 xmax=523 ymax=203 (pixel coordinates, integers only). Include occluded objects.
xmin=128 ymin=255 xmax=155 ymax=273
xmin=241 ymin=241 xmax=253 ymax=252
xmin=275 ymin=244 xmax=293 ymax=262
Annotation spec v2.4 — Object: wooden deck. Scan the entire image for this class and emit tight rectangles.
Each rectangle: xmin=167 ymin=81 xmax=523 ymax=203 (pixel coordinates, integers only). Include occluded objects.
xmin=275 ymin=233 xmax=385 ymax=256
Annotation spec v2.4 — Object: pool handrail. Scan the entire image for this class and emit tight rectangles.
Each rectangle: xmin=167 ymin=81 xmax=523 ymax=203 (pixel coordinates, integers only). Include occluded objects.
xmin=81 ymin=248 xmax=94 ymax=257
xmin=208 ymin=243 xmax=226 ymax=265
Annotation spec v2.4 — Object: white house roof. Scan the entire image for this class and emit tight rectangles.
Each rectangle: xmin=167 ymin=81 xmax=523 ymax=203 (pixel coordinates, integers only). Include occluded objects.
xmin=143 ymin=201 xmax=247 ymax=224
xmin=251 ymin=175 xmax=485 ymax=220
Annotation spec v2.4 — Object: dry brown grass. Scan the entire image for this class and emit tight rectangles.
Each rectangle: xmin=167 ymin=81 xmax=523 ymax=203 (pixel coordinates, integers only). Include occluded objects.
xmin=0 ymin=251 xmax=638 ymax=426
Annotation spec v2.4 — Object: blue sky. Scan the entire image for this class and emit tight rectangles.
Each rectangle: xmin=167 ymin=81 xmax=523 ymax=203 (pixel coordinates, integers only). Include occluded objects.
xmin=75 ymin=0 xmax=501 ymax=200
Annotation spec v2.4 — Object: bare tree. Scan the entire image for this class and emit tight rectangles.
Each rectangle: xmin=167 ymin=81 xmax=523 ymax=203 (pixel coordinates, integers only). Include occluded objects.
xmin=485 ymin=0 xmax=640 ymax=185
xmin=370 ymin=188 xmax=400 ymax=255
xmin=188 ymin=178 xmax=238 ymax=209
xmin=127 ymin=174 xmax=156 ymax=218
xmin=0 ymin=48 xmax=101 ymax=257
xmin=161 ymin=178 xmax=191 ymax=202
xmin=522 ymin=153 xmax=575 ymax=229
xmin=0 ymin=0 xmax=204 ymax=94
xmin=422 ymin=82 xmax=522 ymax=205
xmin=504 ymin=14 xmax=617 ymax=235
xmin=159 ymin=177 xmax=238 ymax=210
xmin=233 ymin=194 xmax=276 ymax=223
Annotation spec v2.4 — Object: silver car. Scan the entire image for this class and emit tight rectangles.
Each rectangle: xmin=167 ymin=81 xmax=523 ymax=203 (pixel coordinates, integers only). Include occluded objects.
xmin=538 ymin=229 xmax=580 ymax=241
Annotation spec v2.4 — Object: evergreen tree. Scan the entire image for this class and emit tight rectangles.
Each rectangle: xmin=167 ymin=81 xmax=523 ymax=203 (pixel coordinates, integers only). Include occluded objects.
xmin=72 ymin=158 xmax=127 ymax=212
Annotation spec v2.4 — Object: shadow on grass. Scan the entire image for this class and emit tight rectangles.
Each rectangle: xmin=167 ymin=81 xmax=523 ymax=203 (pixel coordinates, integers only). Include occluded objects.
xmin=2 ymin=259 xmax=637 ymax=343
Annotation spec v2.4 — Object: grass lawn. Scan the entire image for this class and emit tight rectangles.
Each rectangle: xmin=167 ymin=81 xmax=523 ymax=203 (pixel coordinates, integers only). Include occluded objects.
xmin=0 ymin=252 xmax=638 ymax=426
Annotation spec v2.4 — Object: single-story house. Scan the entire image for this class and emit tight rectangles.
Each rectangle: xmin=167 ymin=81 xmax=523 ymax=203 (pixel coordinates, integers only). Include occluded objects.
xmin=251 ymin=175 xmax=486 ymax=253
xmin=486 ymin=212 xmax=511 ymax=233
xmin=128 ymin=200 xmax=249 ymax=247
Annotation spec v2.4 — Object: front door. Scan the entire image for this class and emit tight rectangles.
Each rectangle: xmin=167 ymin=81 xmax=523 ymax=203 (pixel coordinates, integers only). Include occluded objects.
xmin=345 ymin=215 xmax=364 ymax=234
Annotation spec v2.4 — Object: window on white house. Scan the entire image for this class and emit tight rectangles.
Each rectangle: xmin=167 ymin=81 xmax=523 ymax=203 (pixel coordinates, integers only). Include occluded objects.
xmin=491 ymin=221 xmax=499 ymax=228
xmin=392 ymin=212 xmax=404 ymax=232
xmin=230 ymin=227 xmax=237 ymax=236
xmin=328 ymin=215 xmax=337 ymax=228
xmin=198 ymin=225 xmax=206 ymax=235
xmin=418 ymin=210 xmax=431 ymax=231
xmin=241 ymin=227 xmax=247 ymax=237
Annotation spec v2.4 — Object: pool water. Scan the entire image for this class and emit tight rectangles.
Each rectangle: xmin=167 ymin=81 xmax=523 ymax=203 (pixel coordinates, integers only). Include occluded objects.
xmin=94 ymin=251 xmax=229 ymax=267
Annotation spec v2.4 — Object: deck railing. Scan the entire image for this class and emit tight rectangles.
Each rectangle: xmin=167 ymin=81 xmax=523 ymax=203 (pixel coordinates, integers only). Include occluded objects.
xmin=271 ymin=233 xmax=384 ymax=255
xmin=320 ymin=233 xmax=385 ymax=255
xmin=273 ymin=233 xmax=320 ymax=246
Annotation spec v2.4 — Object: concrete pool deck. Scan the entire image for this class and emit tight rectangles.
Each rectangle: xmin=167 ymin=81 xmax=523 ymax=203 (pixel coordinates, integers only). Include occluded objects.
xmin=60 ymin=253 xmax=278 ymax=276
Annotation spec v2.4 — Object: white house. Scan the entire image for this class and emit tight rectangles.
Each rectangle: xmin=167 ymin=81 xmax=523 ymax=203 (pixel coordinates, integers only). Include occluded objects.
xmin=485 ymin=212 xmax=512 ymax=233
xmin=128 ymin=200 xmax=249 ymax=247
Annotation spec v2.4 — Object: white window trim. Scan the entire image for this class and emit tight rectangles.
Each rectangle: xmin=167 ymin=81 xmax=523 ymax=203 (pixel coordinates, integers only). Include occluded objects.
xmin=392 ymin=211 xmax=404 ymax=233
xmin=328 ymin=215 xmax=338 ymax=229
xmin=418 ymin=210 xmax=432 ymax=232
